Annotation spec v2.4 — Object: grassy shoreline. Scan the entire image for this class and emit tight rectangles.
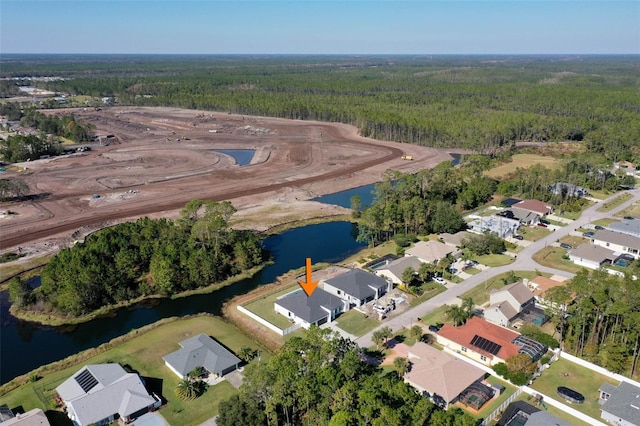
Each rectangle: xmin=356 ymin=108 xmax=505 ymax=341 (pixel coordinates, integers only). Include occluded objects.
xmin=8 ymin=263 xmax=268 ymax=327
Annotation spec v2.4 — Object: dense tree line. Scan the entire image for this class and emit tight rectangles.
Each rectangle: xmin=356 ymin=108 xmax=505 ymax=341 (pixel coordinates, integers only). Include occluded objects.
xmin=545 ymin=269 xmax=640 ymax=378
xmin=5 ymin=55 xmax=636 ymax=153
xmin=357 ymin=161 xmax=495 ymax=245
xmin=0 ymin=134 xmax=63 ymax=162
xmin=14 ymin=200 xmax=266 ymax=317
xmin=19 ymin=109 xmax=95 ymax=142
xmin=217 ymin=327 xmax=478 ymax=426
xmin=0 ymin=178 xmax=29 ymax=200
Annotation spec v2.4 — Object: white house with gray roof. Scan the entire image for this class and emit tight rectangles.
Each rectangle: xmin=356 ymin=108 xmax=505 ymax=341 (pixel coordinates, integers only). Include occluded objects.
xmin=274 ymin=288 xmax=345 ymax=328
xmin=484 ymin=281 xmax=536 ymax=327
xmin=162 ymin=333 xmax=240 ymax=379
xmin=375 ymin=256 xmax=423 ymax=285
xmin=609 ymin=219 xmax=640 ymax=238
xmin=56 ymin=364 xmax=159 ymax=426
xmin=599 ymin=381 xmax=640 ymax=426
xmin=568 ymin=244 xmax=616 ymax=270
xmin=323 ymin=268 xmax=389 ymax=307
xmin=405 ymin=240 xmax=457 ymax=264
xmin=468 ymin=215 xmax=519 ymax=238
xmin=593 ymin=229 xmax=640 ymax=259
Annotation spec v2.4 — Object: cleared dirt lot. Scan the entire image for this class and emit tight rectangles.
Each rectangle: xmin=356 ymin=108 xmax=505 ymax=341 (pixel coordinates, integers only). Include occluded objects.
xmin=0 ymin=107 xmax=459 ymax=253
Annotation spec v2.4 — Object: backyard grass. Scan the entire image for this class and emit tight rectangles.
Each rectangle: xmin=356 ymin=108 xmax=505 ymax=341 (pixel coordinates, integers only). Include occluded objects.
xmin=484 ymin=154 xmax=561 ymax=179
xmin=0 ymin=315 xmax=270 ymax=426
xmin=517 ymin=226 xmax=552 ymax=242
xmin=461 ymin=270 xmax=546 ymax=306
xmin=530 ymin=357 xmax=620 ymax=422
xmin=335 ymin=310 xmax=380 ymax=336
xmin=464 ymin=267 xmax=482 ymax=275
xmin=242 ymin=283 xmax=300 ymax=330
xmin=471 ymin=254 xmax=515 ymax=267
xmin=532 ymin=247 xmax=585 ymax=274
xmin=596 ymin=192 xmax=633 ymax=212
xmin=553 ymin=209 xmax=584 ymax=221
xmin=341 ymin=240 xmax=396 ymax=266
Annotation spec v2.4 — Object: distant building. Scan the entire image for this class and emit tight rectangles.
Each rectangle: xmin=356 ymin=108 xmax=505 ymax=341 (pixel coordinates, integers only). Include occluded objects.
xmin=549 ymin=182 xmax=589 ymax=198
xmin=527 ymin=276 xmax=570 ymax=308
xmin=467 ymin=215 xmax=519 ymax=238
xmin=405 ymin=240 xmax=458 ymax=264
xmin=375 ymin=255 xmax=423 ymax=285
xmin=599 ymin=381 xmax=640 ymax=426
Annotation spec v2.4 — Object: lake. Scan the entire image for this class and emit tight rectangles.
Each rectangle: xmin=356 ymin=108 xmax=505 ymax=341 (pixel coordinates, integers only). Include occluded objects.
xmin=0 ymin=221 xmax=365 ymax=384
xmin=212 ymin=149 xmax=255 ymax=166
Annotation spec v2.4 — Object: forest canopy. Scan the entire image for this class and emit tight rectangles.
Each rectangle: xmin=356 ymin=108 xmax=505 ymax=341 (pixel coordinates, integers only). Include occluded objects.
xmin=13 ymin=200 xmax=267 ymax=317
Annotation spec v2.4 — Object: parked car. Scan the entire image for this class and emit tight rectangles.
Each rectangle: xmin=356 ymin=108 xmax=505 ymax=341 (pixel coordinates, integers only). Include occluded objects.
xmin=560 ymin=243 xmax=573 ymax=249
xmin=595 ymin=225 xmax=605 ymax=230
xmin=624 ymin=216 xmax=635 ymax=220
xmin=433 ymin=277 xmax=447 ymax=285
xmin=513 ymin=235 xmax=524 ymax=240
xmin=537 ymin=222 xmax=548 ymax=227
xmin=583 ymin=231 xmax=595 ymax=238
xmin=428 ymin=324 xmax=441 ymax=333
xmin=373 ymin=305 xmax=389 ymax=314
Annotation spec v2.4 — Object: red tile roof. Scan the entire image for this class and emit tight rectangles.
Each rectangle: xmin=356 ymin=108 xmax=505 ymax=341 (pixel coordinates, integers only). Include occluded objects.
xmin=514 ymin=199 xmax=553 ymax=215
xmin=437 ymin=317 xmax=521 ymax=361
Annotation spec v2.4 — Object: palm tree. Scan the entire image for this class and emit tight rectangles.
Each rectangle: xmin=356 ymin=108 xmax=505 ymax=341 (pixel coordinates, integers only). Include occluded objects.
xmin=409 ymin=325 xmax=423 ymax=342
xmin=372 ymin=330 xmax=385 ymax=349
xmin=393 ymin=357 xmax=410 ymax=378
xmin=239 ymin=346 xmax=254 ymax=362
xmin=175 ymin=377 xmax=197 ymax=401
xmin=446 ymin=304 xmax=468 ymax=326
xmin=380 ymin=326 xmax=393 ymax=348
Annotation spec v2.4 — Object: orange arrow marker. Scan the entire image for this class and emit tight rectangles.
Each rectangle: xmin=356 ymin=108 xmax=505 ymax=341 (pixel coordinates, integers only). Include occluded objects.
xmin=298 ymin=257 xmax=319 ymax=297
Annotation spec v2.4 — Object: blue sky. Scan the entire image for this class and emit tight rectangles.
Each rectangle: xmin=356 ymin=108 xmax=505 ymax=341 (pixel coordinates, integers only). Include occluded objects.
xmin=1 ymin=1 xmax=638 ymax=54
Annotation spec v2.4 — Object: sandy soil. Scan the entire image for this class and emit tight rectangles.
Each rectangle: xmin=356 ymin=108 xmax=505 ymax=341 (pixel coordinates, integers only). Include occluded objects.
xmin=0 ymin=107 xmax=461 ymax=258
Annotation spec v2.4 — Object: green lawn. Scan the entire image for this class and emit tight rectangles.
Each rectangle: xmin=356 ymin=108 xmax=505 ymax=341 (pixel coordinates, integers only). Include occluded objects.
xmin=532 ymin=247 xmax=585 ymax=274
xmin=464 ymin=267 xmax=482 ymax=275
xmin=409 ymin=281 xmax=448 ymax=307
xmin=0 ymin=315 xmax=270 ymax=426
xmin=617 ymin=201 xmax=640 ymax=218
xmin=529 ymin=357 xmax=619 ymax=421
xmin=335 ymin=309 xmax=380 ymax=336
xmin=558 ymin=235 xmax=589 ymax=248
xmin=461 ymin=271 xmax=546 ymax=306
xmin=596 ymin=192 xmax=633 ymax=212
xmin=418 ymin=305 xmax=450 ymax=327
xmin=472 ymin=254 xmax=514 ymax=267
xmin=554 ymin=209 xmax=584 ymax=221
xmin=592 ymin=218 xmax=616 ymax=227
xmin=517 ymin=226 xmax=552 ymax=242
xmin=242 ymin=284 xmax=300 ymax=329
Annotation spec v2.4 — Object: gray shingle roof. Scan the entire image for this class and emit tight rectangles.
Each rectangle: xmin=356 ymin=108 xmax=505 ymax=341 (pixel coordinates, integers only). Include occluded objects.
xmin=569 ymin=244 xmax=616 ymax=264
xmin=380 ymin=256 xmax=423 ymax=278
xmin=275 ymin=288 xmax=343 ymax=324
xmin=324 ymin=269 xmax=388 ymax=300
xmin=601 ymin=381 xmax=640 ymax=425
xmin=609 ymin=219 xmax=640 ymax=238
xmin=162 ymin=333 xmax=240 ymax=377
xmin=594 ymin=229 xmax=640 ymax=250
xmin=55 ymin=364 xmax=156 ymax=426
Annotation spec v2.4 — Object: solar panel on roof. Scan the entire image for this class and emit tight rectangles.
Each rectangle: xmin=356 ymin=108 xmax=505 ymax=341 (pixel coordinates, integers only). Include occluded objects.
xmin=470 ymin=335 xmax=502 ymax=356
xmin=75 ymin=368 xmax=99 ymax=393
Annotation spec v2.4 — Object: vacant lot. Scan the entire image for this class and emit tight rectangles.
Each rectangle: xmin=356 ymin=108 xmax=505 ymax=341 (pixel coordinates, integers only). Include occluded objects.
xmin=485 ymin=154 xmax=561 ymax=179
xmin=0 ymin=315 xmax=270 ymax=426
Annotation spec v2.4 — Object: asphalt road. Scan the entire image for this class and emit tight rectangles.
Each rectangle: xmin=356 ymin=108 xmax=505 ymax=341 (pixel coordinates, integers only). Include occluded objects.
xmin=355 ymin=188 xmax=640 ymax=348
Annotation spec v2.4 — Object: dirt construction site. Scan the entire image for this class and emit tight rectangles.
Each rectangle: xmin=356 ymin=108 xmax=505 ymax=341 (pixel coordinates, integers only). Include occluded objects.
xmin=0 ymin=107 xmax=461 ymax=258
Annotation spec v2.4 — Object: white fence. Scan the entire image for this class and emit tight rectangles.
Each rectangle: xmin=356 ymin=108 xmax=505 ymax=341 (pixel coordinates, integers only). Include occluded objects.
xmin=480 ymin=388 xmax=523 ymax=426
xmin=237 ymin=305 xmax=302 ymax=336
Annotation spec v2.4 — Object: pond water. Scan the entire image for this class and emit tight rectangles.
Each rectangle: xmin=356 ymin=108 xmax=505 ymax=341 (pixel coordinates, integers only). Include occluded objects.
xmin=212 ymin=149 xmax=255 ymax=166
xmin=312 ymin=183 xmax=377 ymax=209
xmin=0 ymin=221 xmax=365 ymax=385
